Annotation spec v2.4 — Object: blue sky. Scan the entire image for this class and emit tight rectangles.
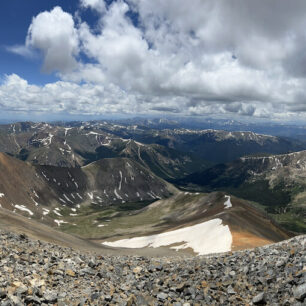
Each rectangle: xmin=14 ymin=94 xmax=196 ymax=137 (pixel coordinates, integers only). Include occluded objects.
xmin=0 ymin=1 xmax=82 ymax=85
xmin=1 ymin=0 xmax=306 ymax=122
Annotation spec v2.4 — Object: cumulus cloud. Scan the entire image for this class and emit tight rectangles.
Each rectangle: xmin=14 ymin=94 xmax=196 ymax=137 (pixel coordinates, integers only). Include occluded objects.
xmin=3 ymin=0 xmax=306 ymax=120
xmin=26 ymin=6 xmax=79 ymax=73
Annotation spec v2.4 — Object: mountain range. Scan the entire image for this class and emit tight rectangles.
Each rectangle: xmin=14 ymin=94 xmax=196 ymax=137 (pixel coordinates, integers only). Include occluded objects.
xmin=0 ymin=120 xmax=304 ymax=256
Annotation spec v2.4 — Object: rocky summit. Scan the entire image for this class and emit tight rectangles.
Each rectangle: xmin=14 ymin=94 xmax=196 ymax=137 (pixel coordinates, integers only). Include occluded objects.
xmin=0 ymin=231 xmax=304 ymax=305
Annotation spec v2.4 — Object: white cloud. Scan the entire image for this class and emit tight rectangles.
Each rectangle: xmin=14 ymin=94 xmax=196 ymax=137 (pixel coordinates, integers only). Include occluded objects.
xmin=5 ymin=45 xmax=36 ymax=58
xmin=26 ymin=6 xmax=79 ymax=73
xmin=3 ymin=0 xmax=306 ymax=120
xmin=80 ymin=0 xmax=106 ymax=13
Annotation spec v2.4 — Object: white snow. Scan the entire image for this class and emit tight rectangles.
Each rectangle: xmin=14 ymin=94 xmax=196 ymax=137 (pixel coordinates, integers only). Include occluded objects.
xmin=76 ymin=193 xmax=83 ymax=200
xmin=33 ymin=190 xmax=39 ymax=198
xmin=15 ymin=205 xmax=34 ymax=216
xmin=114 ymin=189 xmax=122 ymax=200
xmin=42 ymin=208 xmax=50 ymax=216
xmin=224 ymin=195 xmax=232 ymax=209
xmin=31 ymin=197 xmax=39 ymax=206
xmin=63 ymin=194 xmax=73 ymax=203
xmin=88 ymin=192 xmax=94 ymax=200
xmin=103 ymin=218 xmax=232 ymax=256
xmin=54 ymin=220 xmax=68 ymax=227
xmin=59 ymin=198 xmax=66 ymax=204
xmin=53 ymin=209 xmax=62 ymax=217
xmin=69 ymin=213 xmax=78 ymax=216
xmin=119 ymin=171 xmax=123 ymax=190
xmin=98 ymin=224 xmax=105 ymax=227
xmin=0 ymin=193 xmax=4 ymax=198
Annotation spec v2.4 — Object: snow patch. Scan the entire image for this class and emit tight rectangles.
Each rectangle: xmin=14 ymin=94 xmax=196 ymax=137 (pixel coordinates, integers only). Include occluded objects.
xmin=42 ymin=208 xmax=50 ymax=216
xmin=119 ymin=171 xmax=123 ymax=190
xmin=53 ymin=209 xmax=62 ymax=217
xmin=224 ymin=195 xmax=232 ymax=209
xmin=103 ymin=218 xmax=232 ymax=256
xmin=15 ymin=205 xmax=34 ymax=216
xmin=63 ymin=194 xmax=73 ymax=203
xmin=114 ymin=189 xmax=122 ymax=200
xmin=54 ymin=220 xmax=68 ymax=227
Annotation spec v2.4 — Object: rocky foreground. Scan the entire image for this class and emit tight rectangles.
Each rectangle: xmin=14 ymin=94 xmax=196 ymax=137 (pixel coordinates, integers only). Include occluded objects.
xmin=0 ymin=231 xmax=305 ymax=305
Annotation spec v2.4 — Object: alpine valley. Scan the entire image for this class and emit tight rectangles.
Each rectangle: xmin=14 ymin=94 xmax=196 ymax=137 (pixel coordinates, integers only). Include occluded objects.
xmin=0 ymin=119 xmax=305 ymax=305
xmin=0 ymin=120 xmax=304 ymax=255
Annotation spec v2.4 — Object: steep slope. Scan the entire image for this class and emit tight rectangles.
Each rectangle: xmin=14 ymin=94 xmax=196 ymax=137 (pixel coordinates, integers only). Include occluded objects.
xmin=118 ymin=139 xmax=209 ymax=179
xmin=177 ymin=150 xmax=306 ymax=233
xmin=0 ymin=153 xmax=173 ymax=228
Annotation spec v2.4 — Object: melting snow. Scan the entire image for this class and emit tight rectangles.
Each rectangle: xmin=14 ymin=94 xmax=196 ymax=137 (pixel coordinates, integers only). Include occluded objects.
xmin=103 ymin=218 xmax=232 ymax=256
xmin=224 ymin=195 xmax=232 ymax=209
xmin=76 ymin=193 xmax=83 ymax=200
xmin=63 ymin=194 xmax=73 ymax=203
xmin=119 ymin=171 xmax=123 ymax=190
xmin=42 ymin=208 xmax=50 ymax=215
xmin=54 ymin=220 xmax=68 ymax=227
xmin=53 ymin=208 xmax=62 ymax=216
xmin=15 ymin=205 xmax=34 ymax=216
xmin=114 ymin=189 xmax=122 ymax=200
xmin=31 ymin=197 xmax=39 ymax=206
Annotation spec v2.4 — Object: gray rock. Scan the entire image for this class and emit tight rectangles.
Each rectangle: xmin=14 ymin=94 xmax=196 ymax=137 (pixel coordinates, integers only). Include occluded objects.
xmin=293 ymin=283 xmax=306 ymax=301
xmin=252 ymin=292 xmax=266 ymax=305
xmin=43 ymin=290 xmax=57 ymax=303
xmin=157 ymin=292 xmax=168 ymax=301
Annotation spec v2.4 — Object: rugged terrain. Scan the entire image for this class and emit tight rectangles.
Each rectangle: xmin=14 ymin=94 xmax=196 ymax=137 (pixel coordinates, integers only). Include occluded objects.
xmin=0 ymin=151 xmax=290 ymax=255
xmin=0 ymin=120 xmax=305 ymax=304
xmin=0 ymin=152 xmax=173 ymax=228
xmin=177 ymin=150 xmax=306 ymax=233
xmin=0 ymin=122 xmax=210 ymax=180
xmin=0 ymin=121 xmax=303 ymax=253
xmin=1 ymin=121 xmax=305 ymax=178
xmin=0 ymin=230 xmax=305 ymax=305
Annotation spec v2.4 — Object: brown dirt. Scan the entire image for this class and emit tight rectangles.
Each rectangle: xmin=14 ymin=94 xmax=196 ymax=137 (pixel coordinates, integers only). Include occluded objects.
xmin=231 ymin=231 xmax=273 ymax=251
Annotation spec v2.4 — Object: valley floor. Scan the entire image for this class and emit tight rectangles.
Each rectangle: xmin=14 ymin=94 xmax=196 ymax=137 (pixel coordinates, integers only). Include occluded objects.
xmin=0 ymin=230 xmax=305 ymax=305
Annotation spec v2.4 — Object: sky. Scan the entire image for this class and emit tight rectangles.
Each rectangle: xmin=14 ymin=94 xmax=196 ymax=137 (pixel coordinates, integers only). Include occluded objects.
xmin=1 ymin=0 xmax=306 ymax=122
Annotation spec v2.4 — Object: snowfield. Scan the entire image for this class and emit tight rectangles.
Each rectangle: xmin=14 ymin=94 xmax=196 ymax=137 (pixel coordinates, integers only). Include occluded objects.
xmin=103 ymin=218 xmax=232 ymax=255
